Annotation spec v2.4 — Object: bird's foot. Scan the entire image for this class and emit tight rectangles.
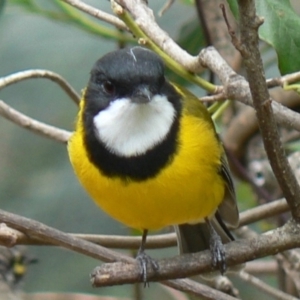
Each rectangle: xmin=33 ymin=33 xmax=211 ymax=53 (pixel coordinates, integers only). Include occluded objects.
xmin=205 ymin=218 xmax=227 ymax=274
xmin=209 ymin=231 xmax=226 ymax=274
xmin=136 ymin=249 xmax=159 ymax=287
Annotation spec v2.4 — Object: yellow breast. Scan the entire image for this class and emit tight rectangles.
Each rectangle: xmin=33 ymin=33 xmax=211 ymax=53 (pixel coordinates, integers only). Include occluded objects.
xmin=68 ymin=102 xmax=225 ymax=230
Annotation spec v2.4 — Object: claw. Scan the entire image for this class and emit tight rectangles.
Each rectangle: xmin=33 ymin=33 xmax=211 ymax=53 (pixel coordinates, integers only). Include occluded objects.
xmin=136 ymin=229 xmax=159 ymax=286
xmin=205 ymin=218 xmax=227 ymax=274
xmin=136 ymin=249 xmax=159 ymax=286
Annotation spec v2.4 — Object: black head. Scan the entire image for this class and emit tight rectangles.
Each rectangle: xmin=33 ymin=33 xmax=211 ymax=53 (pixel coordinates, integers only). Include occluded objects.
xmin=82 ymin=47 xmax=183 ymax=181
xmin=85 ymin=47 xmax=168 ymax=115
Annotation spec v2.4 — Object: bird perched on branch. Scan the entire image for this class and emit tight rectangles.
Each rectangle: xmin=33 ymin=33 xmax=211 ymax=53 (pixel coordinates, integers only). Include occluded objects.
xmin=68 ymin=46 xmax=239 ymax=283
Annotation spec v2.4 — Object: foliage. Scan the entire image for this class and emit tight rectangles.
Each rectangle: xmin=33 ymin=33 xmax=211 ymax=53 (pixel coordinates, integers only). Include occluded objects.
xmin=227 ymin=0 xmax=300 ymax=75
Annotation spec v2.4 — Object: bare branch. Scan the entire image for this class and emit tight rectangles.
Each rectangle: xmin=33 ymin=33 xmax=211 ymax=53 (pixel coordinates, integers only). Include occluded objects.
xmin=0 ymin=101 xmax=71 ymax=143
xmin=0 ymin=70 xmax=80 ymax=105
xmin=158 ymin=0 xmax=175 ymax=17
xmin=116 ymin=0 xmax=205 ymax=73
xmin=199 ymin=47 xmax=300 ymax=132
xmin=162 ymin=279 xmax=236 ymax=300
xmin=245 ymin=261 xmax=277 ymax=275
xmin=0 ymin=227 xmax=176 ymax=249
xmin=0 ymin=209 xmax=133 ymax=264
xmin=91 ymin=219 xmax=300 ymax=285
xmin=1 ymin=207 xmax=300 ymax=289
xmin=0 ymin=198 xmax=290 ymax=249
xmin=0 ymin=211 xmax=236 ymax=300
xmin=61 ymin=0 xmax=128 ymax=31
xmin=238 ymin=270 xmax=298 ymax=300
xmin=200 ymin=92 xmax=227 ymax=103
xmin=239 ymin=198 xmax=289 ymax=227
xmin=278 ymin=251 xmax=300 ymax=294
xmin=267 ymin=71 xmax=300 ymax=88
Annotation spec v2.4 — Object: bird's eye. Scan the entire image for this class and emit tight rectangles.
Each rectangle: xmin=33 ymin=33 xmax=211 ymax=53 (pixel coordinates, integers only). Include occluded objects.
xmin=102 ymin=81 xmax=115 ymax=95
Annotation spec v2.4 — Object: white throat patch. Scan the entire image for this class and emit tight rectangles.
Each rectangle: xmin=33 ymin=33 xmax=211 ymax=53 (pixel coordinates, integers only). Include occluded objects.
xmin=93 ymin=95 xmax=176 ymax=157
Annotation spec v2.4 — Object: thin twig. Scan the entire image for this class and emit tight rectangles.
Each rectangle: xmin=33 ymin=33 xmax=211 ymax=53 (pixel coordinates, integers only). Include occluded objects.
xmin=61 ymin=0 xmax=128 ymax=31
xmin=162 ymin=279 xmax=236 ymax=300
xmin=245 ymin=261 xmax=277 ymax=275
xmin=199 ymin=47 xmax=300 ymax=132
xmin=0 ymin=70 xmax=80 ymax=105
xmin=91 ymin=219 xmax=300 ymax=285
xmin=278 ymin=251 xmax=300 ymax=294
xmin=116 ymin=0 xmax=205 ymax=73
xmin=158 ymin=0 xmax=175 ymax=17
xmin=0 ymin=210 xmax=133 ymax=264
xmin=238 ymin=270 xmax=298 ymax=300
xmin=0 ymin=198 xmax=289 ymax=248
xmin=0 ymin=101 xmax=71 ymax=143
xmin=239 ymin=198 xmax=289 ymax=227
xmin=200 ymin=92 xmax=227 ymax=102
xmin=267 ymin=71 xmax=300 ymax=88
xmin=0 ymin=227 xmax=176 ymax=249
xmin=219 ymin=4 xmax=241 ymax=52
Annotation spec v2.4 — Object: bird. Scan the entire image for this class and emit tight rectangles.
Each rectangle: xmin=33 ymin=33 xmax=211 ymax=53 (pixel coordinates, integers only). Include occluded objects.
xmin=68 ymin=46 xmax=239 ymax=283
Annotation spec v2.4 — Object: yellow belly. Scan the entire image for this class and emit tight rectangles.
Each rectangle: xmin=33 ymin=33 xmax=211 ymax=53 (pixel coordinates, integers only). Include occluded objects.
xmin=68 ymin=112 xmax=225 ymax=230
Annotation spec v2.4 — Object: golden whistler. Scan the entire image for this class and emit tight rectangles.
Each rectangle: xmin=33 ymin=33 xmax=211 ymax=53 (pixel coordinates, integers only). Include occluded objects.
xmin=68 ymin=47 xmax=239 ymax=282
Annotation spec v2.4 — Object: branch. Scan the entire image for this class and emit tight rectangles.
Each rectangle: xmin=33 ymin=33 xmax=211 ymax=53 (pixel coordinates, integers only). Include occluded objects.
xmin=267 ymin=71 xmax=300 ymax=88
xmin=0 ymin=198 xmax=289 ymax=248
xmin=1 ymin=209 xmax=298 ymax=297
xmin=199 ymin=47 xmax=300 ymax=132
xmin=0 ymin=101 xmax=71 ymax=143
xmin=0 ymin=70 xmax=80 ymax=105
xmin=237 ymin=0 xmax=300 ymax=219
xmin=162 ymin=279 xmax=236 ymax=300
xmin=91 ymin=219 xmax=300 ymax=285
xmin=238 ymin=270 xmax=298 ymax=300
xmin=239 ymin=198 xmax=289 ymax=227
xmin=195 ymin=1 xmax=241 ymax=71
xmin=278 ymin=251 xmax=300 ymax=294
xmin=245 ymin=261 xmax=277 ymax=275
xmin=116 ymin=0 xmax=205 ymax=73
xmin=0 ymin=226 xmax=175 ymax=249
xmin=61 ymin=0 xmax=128 ymax=31
xmin=0 ymin=212 xmax=235 ymax=300
xmin=0 ymin=209 xmax=133 ymax=264
xmin=0 ymin=69 xmax=80 ymax=142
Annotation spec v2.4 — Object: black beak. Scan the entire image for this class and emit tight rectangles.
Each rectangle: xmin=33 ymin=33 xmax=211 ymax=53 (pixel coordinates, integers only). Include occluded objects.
xmin=131 ymin=86 xmax=153 ymax=104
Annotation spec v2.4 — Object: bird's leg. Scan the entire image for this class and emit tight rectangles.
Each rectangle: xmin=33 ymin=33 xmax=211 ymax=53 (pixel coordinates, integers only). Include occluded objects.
xmin=136 ymin=229 xmax=159 ymax=286
xmin=205 ymin=218 xmax=226 ymax=274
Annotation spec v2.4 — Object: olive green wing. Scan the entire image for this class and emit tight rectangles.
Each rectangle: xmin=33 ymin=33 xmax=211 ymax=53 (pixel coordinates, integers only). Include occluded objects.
xmin=173 ymin=82 xmax=239 ymax=228
xmin=173 ymin=83 xmax=240 ymax=271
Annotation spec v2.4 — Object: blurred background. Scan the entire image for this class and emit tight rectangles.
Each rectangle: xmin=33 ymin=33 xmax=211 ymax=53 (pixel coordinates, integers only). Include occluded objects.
xmin=1 ymin=0 xmax=300 ymax=299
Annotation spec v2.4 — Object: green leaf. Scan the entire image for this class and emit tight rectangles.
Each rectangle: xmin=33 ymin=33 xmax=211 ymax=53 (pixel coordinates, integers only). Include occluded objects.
xmin=285 ymin=141 xmax=300 ymax=152
xmin=177 ymin=19 xmax=205 ymax=55
xmin=256 ymin=0 xmax=300 ymax=75
xmin=226 ymin=0 xmax=300 ymax=75
xmin=226 ymin=0 xmax=239 ymax=19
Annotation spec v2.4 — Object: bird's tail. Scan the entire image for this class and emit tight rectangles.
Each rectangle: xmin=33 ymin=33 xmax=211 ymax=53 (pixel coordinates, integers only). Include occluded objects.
xmin=175 ymin=212 xmax=242 ymax=280
xmin=175 ymin=213 xmax=233 ymax=254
